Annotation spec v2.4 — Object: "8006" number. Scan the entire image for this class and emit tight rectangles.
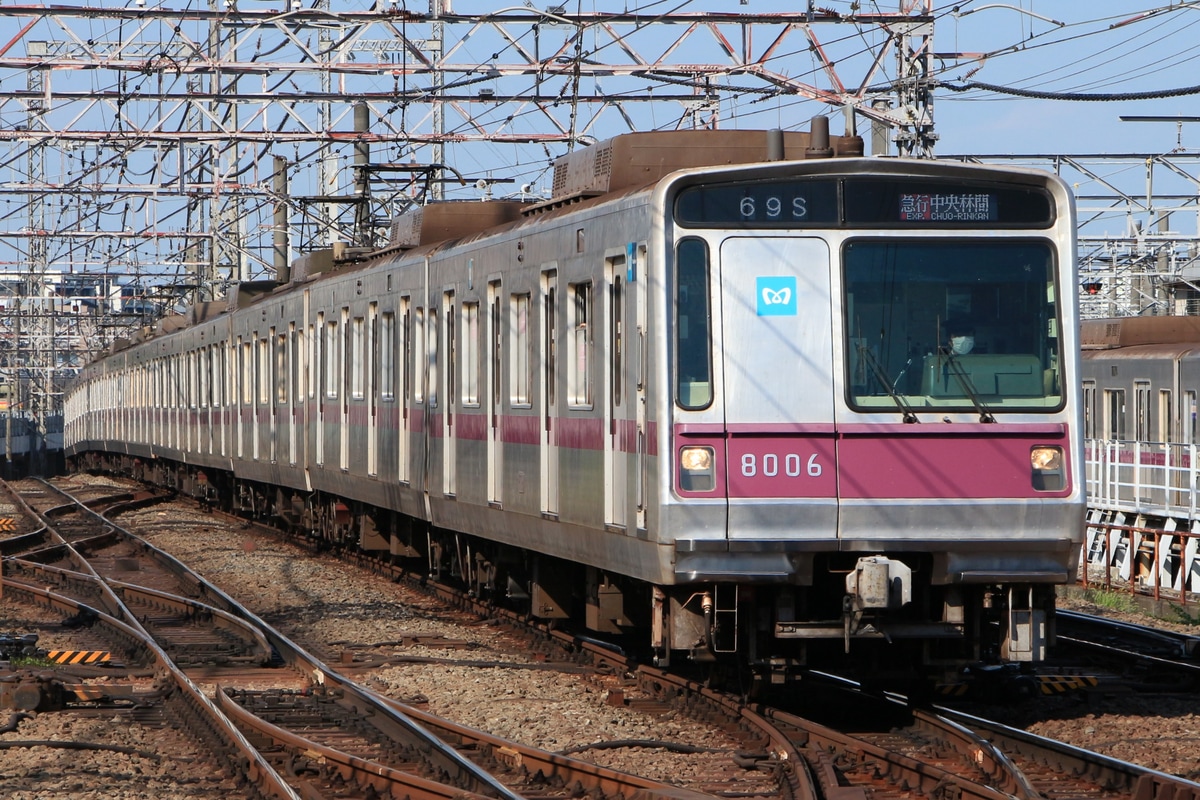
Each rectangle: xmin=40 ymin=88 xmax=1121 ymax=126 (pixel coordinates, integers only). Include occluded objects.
xmin=740 ymin=453 xmax=822 ymax=478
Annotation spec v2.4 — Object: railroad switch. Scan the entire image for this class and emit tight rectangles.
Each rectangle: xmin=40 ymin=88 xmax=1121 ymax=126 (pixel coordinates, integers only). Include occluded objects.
xmin=0 ymin=670 xmax=68 ymax=711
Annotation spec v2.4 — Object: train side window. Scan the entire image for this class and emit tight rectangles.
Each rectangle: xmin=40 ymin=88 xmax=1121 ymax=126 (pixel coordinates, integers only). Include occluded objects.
xmin=414 ymin=307 xmax=425 ymax=403
xmin=242 ymin=339 xmax=253 ymax=406
xmin=208 ymin=347 xmax=217 ymax=408
xmin=429 ymin=306 xmax=439 ymax=408
xmin=674 ymin=238 xmax=713 ymax=410
xmin=188 ymin=351 xmax=197 ymax=410
xmin=277 ymin=331 xmax=288 ymax=404
xmin=351 ymin=317 xmax=365 ymax=400
xmin=1187 ymin=391 xmax=1198 ymax=446
xmin=198 ymin=350 xmax=208 ymax=409
xmin=324 ymin=317 xmax=339 ymax=400
xmin=611 ymin=272 xmax=623 ymax=407
xmin=308 ymin=319 xmax=318 ymax=401
xmin=444 ymin=292 xmax=456 ymax=406
xmin=1104 ymin=388 xmax=1126 ymax=441
xmin=511 ymin=293 xmax=532 ymax=406
xmin=290 ymin=324 xmax=301 ymax=406
xmin=462 ymin=302 xmax=479 ymax=406
xmin=1134 ymin=380 xmax=1150 ymax=442
xmin=569 ymin=282 xmax=592 ymax=408
xmin=260 ymin=336 xmax=270 ymax=407
xmin=400 ymin=298 xmax=411 ymax=408
xmin=1082 ymin=382 xmax=1096 ymax=439
xmin=380 ymin=312 xmax=395 ymax=400
xmin=1159 ymin=389 xmax=1172 ymax=445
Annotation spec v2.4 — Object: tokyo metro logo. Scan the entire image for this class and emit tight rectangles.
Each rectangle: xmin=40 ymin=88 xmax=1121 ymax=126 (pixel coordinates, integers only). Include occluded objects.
xmin=756 ymin=276 xmax=797 ymax=316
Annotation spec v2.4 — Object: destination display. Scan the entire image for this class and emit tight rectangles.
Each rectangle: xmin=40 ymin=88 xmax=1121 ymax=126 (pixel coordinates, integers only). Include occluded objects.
xmin=842 ymin=179 xmax=1053 ymax=226
xmin=674 ymin=177 xmax=1054 ymax=228
xmin=674 ymin=179 xmax=839 ymax=226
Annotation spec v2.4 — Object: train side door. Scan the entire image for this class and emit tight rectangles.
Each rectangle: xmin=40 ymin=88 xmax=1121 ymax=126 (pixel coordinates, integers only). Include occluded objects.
xmin=288 ymin=324 xmax=298 ymax=466
xmin=367 ymin=304 xmax=379 ymax=477
xmin=718 ymin=237 xmax=838 ymax=540
xmin=340 ymin=307 xmax=351 ymax=471
xmin=398 ymin=296 xmax=410 ymax=483
xmin=540 ymin=268 xmax=559 ymax=516
xmin=269 ymin=329 xmax=279 ymax=464
xmin=487 ymin=279 xmax=503 ymax=505
xmin=442 ymin=290 xmax=456 ymax=495
xmin=633 ymin=243 xmax=648 ymax=531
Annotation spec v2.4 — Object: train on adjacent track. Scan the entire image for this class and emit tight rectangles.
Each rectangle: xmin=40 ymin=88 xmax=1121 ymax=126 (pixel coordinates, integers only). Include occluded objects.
xmin=64 ymin=121 xmax=1085 ymax=682
xmin=1079 ymin=315 xmax=1200 ymax=594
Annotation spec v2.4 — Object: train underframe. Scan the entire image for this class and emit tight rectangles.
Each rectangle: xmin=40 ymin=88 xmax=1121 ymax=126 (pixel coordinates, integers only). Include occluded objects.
xmin=73 ymin=452 xmax=1058 ymax=686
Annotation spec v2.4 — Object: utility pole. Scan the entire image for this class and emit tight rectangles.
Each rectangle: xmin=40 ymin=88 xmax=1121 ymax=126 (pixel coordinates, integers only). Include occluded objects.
xmin=892 ymin=1 xmax=937 ymax=158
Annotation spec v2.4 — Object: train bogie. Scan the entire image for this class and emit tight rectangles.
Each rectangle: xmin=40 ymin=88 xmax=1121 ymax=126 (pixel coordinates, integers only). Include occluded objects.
xmin=66 ymin=125 xmax=1085 ymax=679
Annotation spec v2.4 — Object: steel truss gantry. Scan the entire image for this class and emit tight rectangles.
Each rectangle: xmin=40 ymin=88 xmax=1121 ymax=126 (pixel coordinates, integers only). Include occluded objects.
xmin=0 ymin=1 xmax=939 ymax=466
xmin=945 ymin=151 xmax=1200 ymax=320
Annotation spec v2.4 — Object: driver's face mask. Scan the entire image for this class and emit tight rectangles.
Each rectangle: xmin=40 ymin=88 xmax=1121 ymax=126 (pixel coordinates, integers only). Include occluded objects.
xmin=950 ymin=335 xmax=974 ymax=355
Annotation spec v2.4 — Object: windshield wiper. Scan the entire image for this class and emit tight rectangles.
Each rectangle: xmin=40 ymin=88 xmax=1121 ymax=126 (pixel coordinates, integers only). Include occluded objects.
xmin=856 ymin=343 xmax=919 ymax=424
xmin=938 ymin=348 xmax=996 ymax=424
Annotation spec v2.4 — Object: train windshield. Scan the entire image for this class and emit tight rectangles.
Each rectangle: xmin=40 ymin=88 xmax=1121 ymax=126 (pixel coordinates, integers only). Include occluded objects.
xmin=843 ymin=239 xmax=1063 ymax=414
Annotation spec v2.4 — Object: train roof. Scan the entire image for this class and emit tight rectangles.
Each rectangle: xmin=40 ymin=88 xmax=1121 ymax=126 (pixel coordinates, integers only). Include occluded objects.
xmin=1080 ymin=316 xmax=1200 ymax=349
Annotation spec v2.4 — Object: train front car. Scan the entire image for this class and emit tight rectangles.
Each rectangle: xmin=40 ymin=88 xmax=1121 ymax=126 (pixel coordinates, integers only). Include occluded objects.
xmin=659 ymin=157 xmax=1084 ymax=680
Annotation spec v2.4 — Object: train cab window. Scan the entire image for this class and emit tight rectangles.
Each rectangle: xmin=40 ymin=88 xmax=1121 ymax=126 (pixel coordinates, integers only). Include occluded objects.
xmin=674 ymin=238 xmax=712 ymax=410
xmin=568 ymin=283 xmax=592 ymax=407
xmin=843 ymin=239 xmax=1062 ymax=414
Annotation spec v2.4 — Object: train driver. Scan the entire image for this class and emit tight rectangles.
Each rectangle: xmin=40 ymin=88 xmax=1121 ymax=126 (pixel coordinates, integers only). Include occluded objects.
xmin=946 ymin=322 xmax=975 ymax=356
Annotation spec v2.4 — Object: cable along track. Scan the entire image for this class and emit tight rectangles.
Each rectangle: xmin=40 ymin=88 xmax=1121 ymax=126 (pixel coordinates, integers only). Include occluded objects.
xmin=1 ymin=478 xmax=732 ymax=800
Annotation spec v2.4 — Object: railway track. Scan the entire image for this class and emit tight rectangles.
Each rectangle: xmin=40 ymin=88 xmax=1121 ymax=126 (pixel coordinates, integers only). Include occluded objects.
xmin=1050 ymin=609 xmax=1200 ymax=692
xmin=7 ymin=474 xmax=1200 ymax=800
xmin=0 ymin=478 xmax=729 ymax=799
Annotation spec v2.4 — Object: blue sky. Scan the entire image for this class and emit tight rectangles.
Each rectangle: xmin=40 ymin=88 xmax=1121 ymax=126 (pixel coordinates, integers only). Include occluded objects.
xmin=1 ymin=1 xmax=1195 ymax=278
xmin=905 ymin=1 xmax=1200 ymax=156
xmin=428 ymin=0 xmax=1200 ymax=157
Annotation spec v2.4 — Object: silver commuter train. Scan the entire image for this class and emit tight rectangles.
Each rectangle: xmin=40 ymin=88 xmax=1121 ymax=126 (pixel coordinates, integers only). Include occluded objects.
xmin=1080 ymin=315 xmax=1200 ymax=594
xmin=65 ymin=124 xmax=1085 ymax=679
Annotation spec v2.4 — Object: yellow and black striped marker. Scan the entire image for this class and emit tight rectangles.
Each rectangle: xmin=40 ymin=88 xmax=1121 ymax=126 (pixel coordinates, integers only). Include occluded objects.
xmin=0 ymin=518 xmax=15 ymax=532
xmin=1039 ymin=675 xmax=1099 ymax=695
xmin=45 ymin=650 xmax=112 ymax=665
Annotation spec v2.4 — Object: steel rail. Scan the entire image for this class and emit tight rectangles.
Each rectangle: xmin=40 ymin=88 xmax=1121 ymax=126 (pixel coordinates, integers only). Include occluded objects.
xmin=2 ymin=479 xmax=302 ymax=800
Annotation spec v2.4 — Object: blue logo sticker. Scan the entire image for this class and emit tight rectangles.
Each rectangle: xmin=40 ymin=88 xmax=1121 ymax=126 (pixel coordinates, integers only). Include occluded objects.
xmin=756 ymin=276 xmax=797 ymax=316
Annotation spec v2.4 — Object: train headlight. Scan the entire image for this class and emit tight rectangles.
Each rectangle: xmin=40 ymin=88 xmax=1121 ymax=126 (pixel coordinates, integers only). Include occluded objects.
xmin=679 ymin=445 xmax=715 ymax=492
xmin=1030 ymin=446 xmax=1064 ymax=491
